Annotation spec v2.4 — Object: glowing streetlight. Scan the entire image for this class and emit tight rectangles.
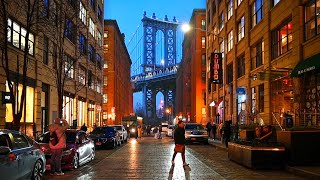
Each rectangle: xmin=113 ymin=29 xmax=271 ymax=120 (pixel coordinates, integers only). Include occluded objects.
xmin=181 ymin=23 xmax=191 ymax=32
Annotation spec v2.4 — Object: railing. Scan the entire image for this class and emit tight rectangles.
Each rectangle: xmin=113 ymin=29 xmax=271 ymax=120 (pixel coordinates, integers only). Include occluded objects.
xmin=131 ymin=65 xmax=179 ymax=83
xmin=272 ymin=112 xmax=285 ymax=131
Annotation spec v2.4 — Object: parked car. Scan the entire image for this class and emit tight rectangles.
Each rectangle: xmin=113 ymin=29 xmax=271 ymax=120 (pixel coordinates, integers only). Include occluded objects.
xmin=0 ymin=130 xmax=46 ymax=180
xmin=89 ymin=126 xmax=121 ymax=149
xmin=37 ymin=129 xmax=95 ymax=170
xmin=108 ymin=125 xmax=128 ymax=143
xmin=167 ymin=125 xmax=175 ymax=137
xmin=184 ymin=123 xmax=209 ymax=144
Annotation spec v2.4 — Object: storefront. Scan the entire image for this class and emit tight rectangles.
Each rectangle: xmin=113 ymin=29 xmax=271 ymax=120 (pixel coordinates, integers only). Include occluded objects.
xmin=291 ymin=53 xmax=320 ymax=127
xmin=236 ymin=87 xmax=246 ymax=125
xmin=63 ymin=92 xmax=75 ymax=125
xmin=78 ymin=97 xmax=87 ymax=127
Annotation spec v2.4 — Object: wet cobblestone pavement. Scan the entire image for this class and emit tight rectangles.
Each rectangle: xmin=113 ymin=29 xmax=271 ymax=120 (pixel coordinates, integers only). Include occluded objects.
xmin=44 ymin=136 xmax=304 ymax=180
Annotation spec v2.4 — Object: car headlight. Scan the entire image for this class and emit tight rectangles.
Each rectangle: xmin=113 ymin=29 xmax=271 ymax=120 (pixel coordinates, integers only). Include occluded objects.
xmin=62 ymin=149 xmax=73 ymax=156
xmin=185 ymin=131 xmax=191 ymax=135
xmin=131 ymin=128 xmax=135 ymax=133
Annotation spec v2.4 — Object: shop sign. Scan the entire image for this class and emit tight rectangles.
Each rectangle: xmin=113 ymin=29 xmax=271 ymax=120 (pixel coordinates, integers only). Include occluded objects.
xmin=210 ymin=53 xmax=222 ymax=84
xmin=2 ymin=92 xmax=13 ymax=104
xmin=236 ymin=87 xmax=246 ymax=95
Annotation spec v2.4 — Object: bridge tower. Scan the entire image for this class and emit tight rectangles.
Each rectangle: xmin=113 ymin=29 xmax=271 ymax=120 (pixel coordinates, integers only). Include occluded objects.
xmin=141 ymin=12 xmax=179 ymax=123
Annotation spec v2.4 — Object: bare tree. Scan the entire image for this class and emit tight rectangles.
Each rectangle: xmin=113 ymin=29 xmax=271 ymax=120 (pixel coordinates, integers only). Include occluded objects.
xmin=0 ymin=0 xmax=39 ymax=130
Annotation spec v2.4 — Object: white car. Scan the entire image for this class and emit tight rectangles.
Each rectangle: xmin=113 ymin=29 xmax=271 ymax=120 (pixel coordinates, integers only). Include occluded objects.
xmin=109 ymin=125 xmax=128 ymax=143
xmin=166 ymin=125 xmax=175 ymax=137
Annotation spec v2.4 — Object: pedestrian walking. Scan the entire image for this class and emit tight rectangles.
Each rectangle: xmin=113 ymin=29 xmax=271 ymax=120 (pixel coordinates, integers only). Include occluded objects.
xmin=224 ymin=120 xmax=231 ymax=148
xmin=206 ymin=121 xmax=212 ymax=139
xmin=80 ymin=123 xmax=87 ymax=132
xmin=211 ymin=121 xmax=217 ymax=140
xmin=218 ymin=122 xmax=223 ymax=140
xmin=49 ymin=118 xmax=70 ymax=176
xmin=138 ymin=125 xmax=142 ymax=139
xmin=169 ymin=120 xmax=191 ymax=175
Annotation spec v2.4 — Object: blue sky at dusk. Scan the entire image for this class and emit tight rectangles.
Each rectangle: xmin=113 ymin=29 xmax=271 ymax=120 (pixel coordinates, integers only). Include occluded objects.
xmin=104 ymin=1 xmax=206 ymax=111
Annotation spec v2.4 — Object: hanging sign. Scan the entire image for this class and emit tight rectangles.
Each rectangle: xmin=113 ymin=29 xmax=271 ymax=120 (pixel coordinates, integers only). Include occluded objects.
xmin=210 ymin=53 xmax=223 ymax=84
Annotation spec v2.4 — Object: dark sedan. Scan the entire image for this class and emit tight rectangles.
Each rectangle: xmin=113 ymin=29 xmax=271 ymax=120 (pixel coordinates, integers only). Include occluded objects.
xmin=89 ymin=126 xmax=121 ymax=149
xmin=37 ymin=129 xmax=95 ymax=170
xmin=0 ymin=129 xmax=46 ymax=180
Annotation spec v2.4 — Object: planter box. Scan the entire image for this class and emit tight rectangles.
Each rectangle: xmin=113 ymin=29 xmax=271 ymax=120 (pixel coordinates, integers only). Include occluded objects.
xmin=239 ymin=129 xmax=255 ymax=140
xmin=228 ymin=142 xmax=285 ymax=169
xmin=277 ymin=130 xmax=320 ymax=165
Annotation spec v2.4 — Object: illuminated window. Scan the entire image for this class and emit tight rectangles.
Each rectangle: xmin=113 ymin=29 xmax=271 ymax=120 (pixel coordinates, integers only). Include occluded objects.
xmin=64 ymin=55 xmax=74 ymax=78
xmin=219 ymin=12 xmax=224 ymax=31
xmin=89 ymin=18 xmax=95 ymax=37
xmin=201 ymin=20 xmax=206 ymax=30
xmin=104 ymin=31 xmax=108 ymax=38
xmin=238 ymin=16 xmax=245 ymax=41
xmin=104 ymin=76 xmax=107 ymax=86
xmin=79 ymin=1 xmax=87 ymax=25
xmin=201 ymin=36 xmax=206 ymax=49
xmin=96 ymin=79 xmax=101 ymax=93
xmin=63 ymin=95 xmax=74 ymax=123
xmin=103 ymin=94 xmax=108 ymax=103
xmin=97 ymin=30 xmax=102 ymax=47
xmin=271 ymin=18 xmax=292 ymax=59
xmin=5 ymin=82 xmax=34 ymax=123
xmin=78 ymin=99 xmax=86 ymax=126
xmin=219 ymin=40 xmax=224 ymax=59
xmin=271 ymin=0 xmax=280 ymax=7
xmin=305 ymin=0 xmax=320 ymax=40
xmin=227 ymin=0 xmax=233 ymax=20
xmin=227 ymin=30 xmax=233 ymax=52
xmin=7 ymin=18 xmax=34 ymax=55
xmin=78 ymin=66 xmax=86 ymax=85
xmin=251 ymin=0 xmax=263 ymax=28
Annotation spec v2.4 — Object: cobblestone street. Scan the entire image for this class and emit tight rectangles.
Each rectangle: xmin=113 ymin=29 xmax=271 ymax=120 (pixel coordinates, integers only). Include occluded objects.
xmin=44 ymin=136 xmax=303 ymax=180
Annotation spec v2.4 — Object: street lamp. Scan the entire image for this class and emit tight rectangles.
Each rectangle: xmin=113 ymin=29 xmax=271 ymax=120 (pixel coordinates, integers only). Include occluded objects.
xmin=181 ymin=23 xmax=226 ymax=124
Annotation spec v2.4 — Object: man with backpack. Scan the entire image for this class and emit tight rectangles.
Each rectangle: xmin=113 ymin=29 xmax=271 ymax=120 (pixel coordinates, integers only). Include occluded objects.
xmin=49 ymin=118 xmax=70 ymax=175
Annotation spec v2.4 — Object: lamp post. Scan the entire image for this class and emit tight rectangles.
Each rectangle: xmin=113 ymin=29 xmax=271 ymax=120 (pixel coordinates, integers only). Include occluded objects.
xmin=181 ymin=23 xmax=226 ymax=124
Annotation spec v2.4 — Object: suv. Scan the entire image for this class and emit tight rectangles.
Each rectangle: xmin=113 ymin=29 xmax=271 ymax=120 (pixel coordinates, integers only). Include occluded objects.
xmin=184 ymin=123 xmax=209 ymax=144
xmin=108 ymin=125 xmax=128 ymax=143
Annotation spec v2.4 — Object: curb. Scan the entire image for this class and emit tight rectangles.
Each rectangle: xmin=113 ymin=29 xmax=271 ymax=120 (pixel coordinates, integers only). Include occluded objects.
xmin=285 ymin=165 xmax=320 ymax=180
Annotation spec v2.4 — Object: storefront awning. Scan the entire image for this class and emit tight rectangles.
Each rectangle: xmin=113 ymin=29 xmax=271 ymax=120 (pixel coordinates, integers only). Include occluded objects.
xmin=291 ymin=53 xmax=320 ymax=77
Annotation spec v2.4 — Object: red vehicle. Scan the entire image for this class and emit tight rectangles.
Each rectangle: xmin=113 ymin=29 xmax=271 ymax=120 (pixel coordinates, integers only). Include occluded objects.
xmin=37 ymin=129 xmax=95 ymax=170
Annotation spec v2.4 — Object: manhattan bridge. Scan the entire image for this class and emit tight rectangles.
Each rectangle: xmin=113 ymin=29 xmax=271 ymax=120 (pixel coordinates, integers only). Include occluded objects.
xmin=128 ymin=12 xmax=184 ymax=124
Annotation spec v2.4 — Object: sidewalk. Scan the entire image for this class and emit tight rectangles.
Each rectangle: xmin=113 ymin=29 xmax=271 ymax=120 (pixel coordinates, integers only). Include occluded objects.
xmin=208 ymin=138 xmax=320 ymax=179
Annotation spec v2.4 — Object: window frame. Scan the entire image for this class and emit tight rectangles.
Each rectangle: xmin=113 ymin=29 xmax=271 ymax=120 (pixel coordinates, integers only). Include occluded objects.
xmin=251 ymin=40 xmax=264 ymax=70
xmin=304 ymin=0 xmax=320 ymax=41
xmin=227 ymin=30 xmax=233 ymax=52
xmin=251 ymin=0 xmax=264 ymax=28
xmin=271 ymin=18 xmax=293 ymax=59
xmin=238 ymin=16 xmax=245 ymax=41
xmin=219 ymin=12 xmax=225 ymax=31
xmin=237 ymin=55 xmax=245 ymax=78
xmin=227 ymin=0 xmax=233 ymax=20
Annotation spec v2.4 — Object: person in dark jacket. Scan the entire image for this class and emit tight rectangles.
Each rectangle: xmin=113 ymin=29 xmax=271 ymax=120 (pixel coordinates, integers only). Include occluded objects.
xmin=169 ymin=120 xmax=190 ymax=175
xmin=80 ymin=123 xmax=87 ymax=132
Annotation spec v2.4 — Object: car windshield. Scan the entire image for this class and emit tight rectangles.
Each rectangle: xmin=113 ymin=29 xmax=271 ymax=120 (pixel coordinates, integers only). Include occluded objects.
xmin=91 ymin=127 xmax=114 ymax=135
xmin=110 ymin=126 xmax=122 ymax=130
xmin=65 ymin=132 xmax=77 ymax=143
xmin=185 ymin=124 xmax=204 ymax=130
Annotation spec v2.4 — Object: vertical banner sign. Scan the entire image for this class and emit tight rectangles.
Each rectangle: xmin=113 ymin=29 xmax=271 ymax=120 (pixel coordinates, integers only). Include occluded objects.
xmin=210 ymin=53 xmax=222 ymax=84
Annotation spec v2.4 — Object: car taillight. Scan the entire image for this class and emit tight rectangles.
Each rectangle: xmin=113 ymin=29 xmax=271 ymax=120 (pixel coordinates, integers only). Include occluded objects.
xmin=40 ymin=146 xmax=46 ymax=153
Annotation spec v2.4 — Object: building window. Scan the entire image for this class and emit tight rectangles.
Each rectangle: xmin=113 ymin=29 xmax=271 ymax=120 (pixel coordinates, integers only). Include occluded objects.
xmin=103 ymin=94 xmax=108 ymax=103
xmin=90 ymin=0 xmax=96 ymax=11
xmin=305 ymin=0 xmax=320 ymax=41
xmin=43 ymin=0 xmax=49 ymax=17
xmin=65 ymin=19 xmax=76 ymax=43
xmin=219 ymin=12 xmax=224 ymax=31
xmin=258 ymin=84 xmax=264 ymax=112
xmin=79 ymin=1 xmax=87 ymax=25
xmin=96 ymin=79 xmax=101 ymax=93
xmin=64 ymin=55 xmax=74 ymax=78
xmin=201 ymin=20 xmax=206 ymax=30
xmin=97 ymin=30 xmax=102 ymax=47
xmin=219 ymin=40 xmax=225 ymax=59
xmin=79 ymin=67 xmax=86 ymax=85
xmin=227 ymin=63 xmax=233 ymax=84
xmin=88 ymin=71 xmax=94 ymax=89
xmin=251 ymin=40 xmax=264 ymax=70
xmin=104 ymin=31 xmax=108 ymax=38
xmin=252 ymin=87 xmax=256 ymax=114
xmin=88 ymin=45 xmax=95 ymax=62
xmin=251 ymin=0 xmax=263 ymax=28
xmin=79 ymin=33 xmax=86 ymax=54
xmin=103 ymin=76 xmax=107 ymax=86
xmin=238 ymin=0 xmax=243 ymax=6
xmin=96 ymin=54 xmax=102 ymax=69
xmin=227 ymin=30 xmax=233 ymax=52
xmin=104 ymin=61 xmax=108 ymax=69
xmin=237 ymin=55 xmax=245 ymax=78
xmin=89 ymin=18 xmax=95 ymax=38
xmin=227 ymin=0 xmax=233 ymax=20
xmin=271 ymin=0 xmax=280 ymax=7
xmin=7 ymin=18 xmax=35 ymax=55
xmin=43 ymin=36 xmax=49 ymax=65
xmin=201 ymin=53 xmax=206 ymax=66
xmin=202 ymin=71 xmax=206 ymax=83
xmin=98 ymin=6 xmax=103 ymax=22
xmin=201 ymin=36 xmax=206 ymax=48
xmin=238 ymin=16 xmax=245 ymax=41
xmin=271 ymin=18 xmax=292 ymax=59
